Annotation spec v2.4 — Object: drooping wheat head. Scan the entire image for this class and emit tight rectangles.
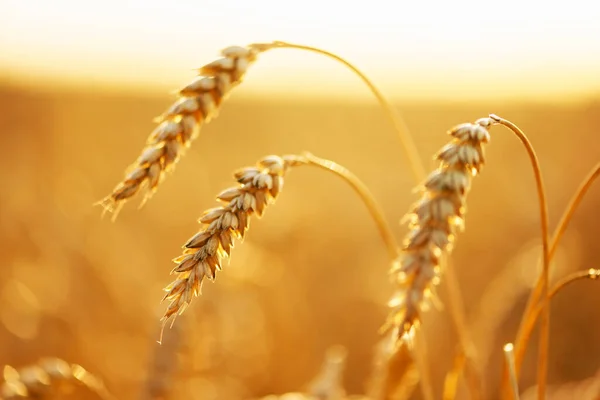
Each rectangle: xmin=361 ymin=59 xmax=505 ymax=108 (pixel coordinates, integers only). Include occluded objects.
xmin=160 ymin=154 xmax=305 ymax=330
xmin=385 ymin=117 xmax=494 ymax=342
xmin=1 ymin=358 xmax=113 ymax=400
xmin=99 ymin=44 xmax=267 ymax=216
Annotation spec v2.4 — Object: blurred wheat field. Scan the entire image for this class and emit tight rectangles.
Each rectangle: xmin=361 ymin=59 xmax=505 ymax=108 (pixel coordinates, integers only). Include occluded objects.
xmin=0 ymin=82 xmax=599 ymax=399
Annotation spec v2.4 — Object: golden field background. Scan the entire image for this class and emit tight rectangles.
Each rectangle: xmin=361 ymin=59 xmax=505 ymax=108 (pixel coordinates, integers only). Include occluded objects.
xmin=0 ymin=81 xmax=599 ymax=399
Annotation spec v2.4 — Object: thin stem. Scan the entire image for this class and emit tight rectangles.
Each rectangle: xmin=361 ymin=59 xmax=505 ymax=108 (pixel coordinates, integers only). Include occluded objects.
xmin=529 ymin=269 xmax=600 ymax=329
xmin=300 ymin=152 xmax=439 ymax=400
xmin=511 ymin=164 xmax=600 ymax=373
xmin=414 ymin=330 xmax=436 ymax=400
xmin=490 ymin=114 xmax=551 ymax=400
xmin=301 ymin=152 xmax=399 ymax=260
xmin=253 ymin=40 xmax=426 ymax=183
xmin=443 ymin=349 xmax=466 ymax=400
xmin=267 ymin=40 xmax=484 ymax=398
xmin=444 ymin=258 xmax=482 ymax=400
xmin=503 ymin=343 xmax=521 ymax=400
xmin=253 ymin=41 xmax=476 ymax=398
xmin=301 ymin=152 xmax=434 ymax=400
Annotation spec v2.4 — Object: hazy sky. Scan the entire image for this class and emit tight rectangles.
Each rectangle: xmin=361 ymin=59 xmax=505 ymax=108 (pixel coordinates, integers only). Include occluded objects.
xmin=2 ymin=0 xmax=600 ymax=101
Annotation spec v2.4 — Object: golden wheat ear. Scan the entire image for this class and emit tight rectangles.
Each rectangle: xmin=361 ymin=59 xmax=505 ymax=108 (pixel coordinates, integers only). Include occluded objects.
xmin=159 ymin=154 xmax=305 ymax=332
xmin=98 ymin=40 xmax=423 ymax=219
xmin=159 ymin=152 xmax=400 ymax=336
xmin=385 ymin=117 xmax=494 ymax=343
xmin=1 ymin=358 xmax=114 ymax=400
xmin=97 ymin=44 xmax=270 ymax=217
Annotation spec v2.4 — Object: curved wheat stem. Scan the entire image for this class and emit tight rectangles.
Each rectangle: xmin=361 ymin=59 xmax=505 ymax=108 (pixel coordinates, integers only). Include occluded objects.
xmin=261 ymin=41 xmax=425 ymax=182
xmin=529 ymin=268 xmax=600 ymax=333
xmin=489 ymin=115 xmax=551 ymax=400
xmin=385 ymin=117 xmax=494 ymax=342
xmin=503 ymin=268 xmax=600 ymax=399
xmin=99 ymin=40 xmax=424 ymax=220
xmin=301 ymin=152 xmax=399 ymax=260
xmin=160 ymin=153 xmax=399 ymax=338
xmin=509 ymin=163 xmax=600 ymax=379
xmin=1 ymin=358 xmax=114 ymax=400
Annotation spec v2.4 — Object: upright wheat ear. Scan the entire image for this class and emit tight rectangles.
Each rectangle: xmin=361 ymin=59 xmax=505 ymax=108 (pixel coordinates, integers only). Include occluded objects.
xmin=98 ymin=45 xmax=264 ymax=216
xmin=386 ymin=117 xmax=494 ymax=341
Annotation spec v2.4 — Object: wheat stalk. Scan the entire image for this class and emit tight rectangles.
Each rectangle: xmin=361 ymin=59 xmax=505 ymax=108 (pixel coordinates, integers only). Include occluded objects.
xmin=464 ymin=240 xmax=573 ymax=395
xmin=489 ymin=115 xmax=551 ymax=400
xmin=1 ymin=358 xmax=114 ymax=400
xmin=384 ymin=117 xmax=494 ymax=342
xmin=529 ymin=268 xmax=600 ymax=334
xmin=503 ymin=343 xmax=521 ymax=400
xmin=508 ymin=163 xmax=600 ymax=383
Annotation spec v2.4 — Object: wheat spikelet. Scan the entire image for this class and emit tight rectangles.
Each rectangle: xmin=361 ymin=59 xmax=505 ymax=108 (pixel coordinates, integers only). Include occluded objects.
xmin=1 ymin=358 xmax=113 ymax=400
xmin=99 ymin=44 xmax=267 ymax=216
xmin=385 ymin=117 xmax=494 ymax=342
xmin=160 ymin=154 xmax=305 ymax=330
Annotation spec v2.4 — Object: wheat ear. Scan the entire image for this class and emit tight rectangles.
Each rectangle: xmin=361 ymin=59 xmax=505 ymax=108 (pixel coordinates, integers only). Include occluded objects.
xmin=160 ymin=153 xmax=399 ymax=337
xmin=1 ymin=358 xmax=114 ymax=400
xmin=385 ymin=117 xmax=494 ymax=342
xmin=160 ymin=154 xmax=302 ymax=335
xmin=97 ymin=44 xmax=267 ymax=217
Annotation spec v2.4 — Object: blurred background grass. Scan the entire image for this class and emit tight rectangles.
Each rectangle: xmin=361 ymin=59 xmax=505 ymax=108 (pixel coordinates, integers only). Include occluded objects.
xmin=1 ymin=1 xmax=600 ymax=399
xmin=1 ymin=86 xmax=598 ymax=398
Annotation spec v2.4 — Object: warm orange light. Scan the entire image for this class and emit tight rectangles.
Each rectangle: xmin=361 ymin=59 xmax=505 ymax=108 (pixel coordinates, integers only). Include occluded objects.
xmin=2 ymin=0 xmax=600 ymax=101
